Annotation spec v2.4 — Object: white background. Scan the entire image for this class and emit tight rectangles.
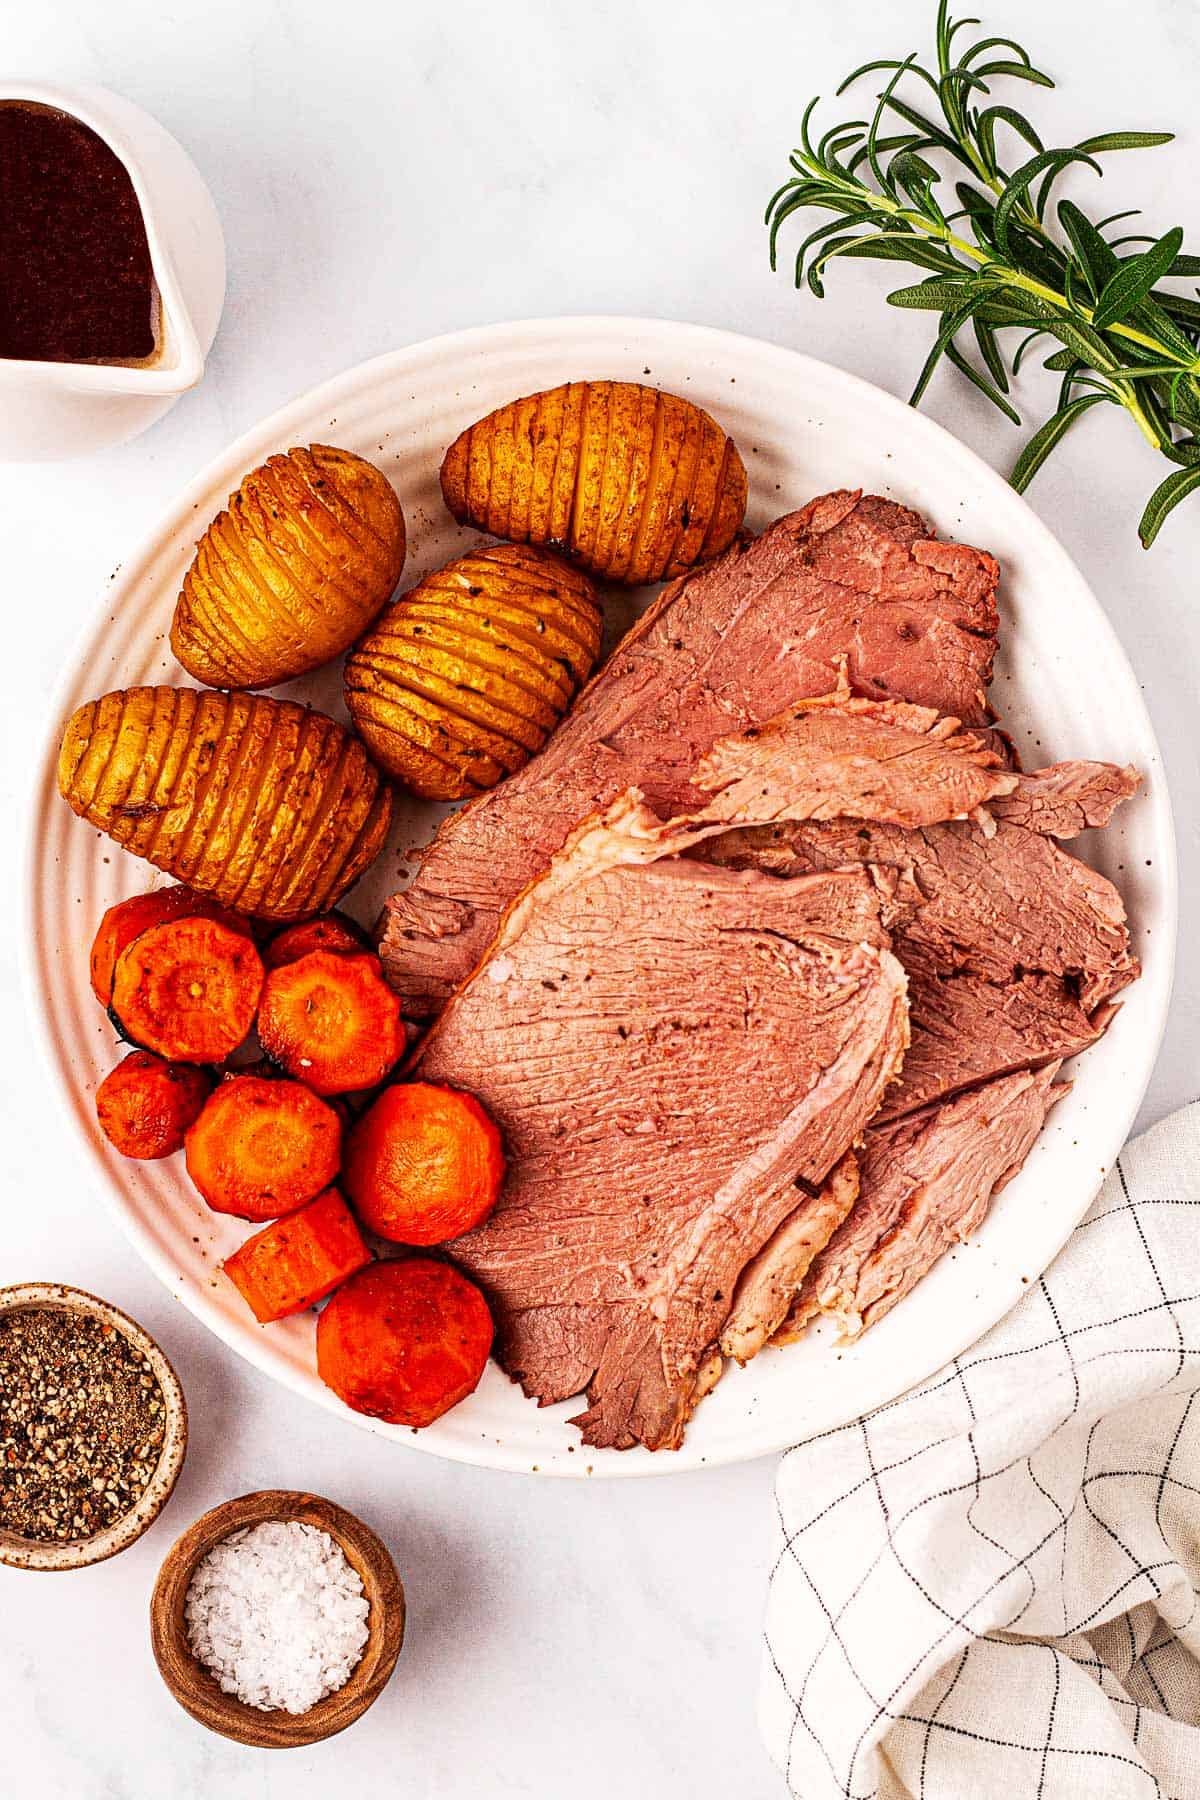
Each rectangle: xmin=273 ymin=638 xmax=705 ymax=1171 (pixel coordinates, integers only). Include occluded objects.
xmin=2 ymin=3 xmax=1197 ymax=1795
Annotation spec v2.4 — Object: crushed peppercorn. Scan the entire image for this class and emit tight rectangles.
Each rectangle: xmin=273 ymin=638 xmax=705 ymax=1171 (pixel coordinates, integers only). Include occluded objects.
xmin=0 ymin=1308 xmax=165 ymax=1542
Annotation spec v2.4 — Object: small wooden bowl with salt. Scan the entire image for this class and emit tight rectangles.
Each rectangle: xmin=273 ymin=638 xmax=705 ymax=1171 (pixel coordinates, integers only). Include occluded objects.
xmin=150 ymin=1489 xmax=405 ymax=1747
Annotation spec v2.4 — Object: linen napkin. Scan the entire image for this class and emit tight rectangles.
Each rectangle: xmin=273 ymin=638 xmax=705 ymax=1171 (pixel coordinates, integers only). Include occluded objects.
xmin=761 ymin=1100 xmax=1200 ymax=1800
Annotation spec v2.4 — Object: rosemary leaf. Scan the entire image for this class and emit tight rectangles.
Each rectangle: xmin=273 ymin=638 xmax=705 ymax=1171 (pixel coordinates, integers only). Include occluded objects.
xmin=1011 ymin=393 xmax=1111 ymax=491
xmin=973 ymin=60 xmax=1053 ymax=87
xmin=976 ymin=104 xmax=1043 ymax=173
xmin=973 ymin=316 xmax=1011 ymax=393
xmin=1139 ymin=464 xmax=1200 ymax=546
xmin=834 ymin=237 xmax=964 ymax=275
xmin=994 ymin=148 xmax=1100 ymax=254
xmin=946 ymin=338 xmax=1021 ymax=421
xmin=1076 ymin=131 xmax=1175 ymax=154
xmin=1091 ymin=229 xmax=1185 ymax=330
xmin=1012 ymin=329 xmax=1052 ymax=373
xmin=1149 ymin=291 xmax=1200 ymax=330
xmin=1057 ymin=200 xmax=1118 ymax=296
xmin=887 ymin=279 xmax=977 ymax=310
xmin=909 ymin=291 xmax=996 ymax=405
xmin=1039 ymin=314 xmax=1117 ymax=373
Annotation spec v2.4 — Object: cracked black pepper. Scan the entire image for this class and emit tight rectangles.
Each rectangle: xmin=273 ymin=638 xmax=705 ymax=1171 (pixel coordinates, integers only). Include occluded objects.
xmin=0 ymin=1308 xmax=165 ymax=1542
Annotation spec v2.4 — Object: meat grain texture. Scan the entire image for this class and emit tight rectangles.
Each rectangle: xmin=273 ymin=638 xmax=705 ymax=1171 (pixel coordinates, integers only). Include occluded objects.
xmin=379 ymin=491 xmax=1000 ymax=1013
xmin=775 ymin=1064 xmax=1068 ymax=1342
xmin=412 ymin=796 xmax=909 ymax=1451
xmin=688 ymin=683 xmax=1017 ymax=832
xmin=707 ymin=771 xmax=1138 ymax=1120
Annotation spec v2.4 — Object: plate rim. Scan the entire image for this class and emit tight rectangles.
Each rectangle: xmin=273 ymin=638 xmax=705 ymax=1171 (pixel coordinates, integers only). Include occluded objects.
xmin=24 ymin=313 xmax=1180 ymax=1477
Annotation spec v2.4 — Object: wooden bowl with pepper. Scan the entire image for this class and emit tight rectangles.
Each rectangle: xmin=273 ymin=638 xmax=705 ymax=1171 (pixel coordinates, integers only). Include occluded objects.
xmin=0 ymin=1282 xmax=187 ymax=1571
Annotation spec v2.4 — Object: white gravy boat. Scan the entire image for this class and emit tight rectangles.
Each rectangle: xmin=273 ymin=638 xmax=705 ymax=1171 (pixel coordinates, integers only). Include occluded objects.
xmin=0 ymin=81 xmax=225 ymax=460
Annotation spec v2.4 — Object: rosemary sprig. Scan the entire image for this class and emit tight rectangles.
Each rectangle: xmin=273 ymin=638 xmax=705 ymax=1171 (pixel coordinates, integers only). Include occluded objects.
xmin=766 ymin=2 xmax=1200 ymax=545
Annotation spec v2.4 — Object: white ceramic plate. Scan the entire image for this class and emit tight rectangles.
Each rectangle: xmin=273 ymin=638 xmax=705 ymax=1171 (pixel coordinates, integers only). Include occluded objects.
xmin=27 ymin=317 xmax=1176 ymax=1477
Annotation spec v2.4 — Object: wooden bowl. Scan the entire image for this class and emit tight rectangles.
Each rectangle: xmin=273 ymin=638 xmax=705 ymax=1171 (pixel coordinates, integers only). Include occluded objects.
xmin=149 ymin=1489 xmax=405 ymax=1747
xmin=0 ymin=1282 xmax=187 ymax=1571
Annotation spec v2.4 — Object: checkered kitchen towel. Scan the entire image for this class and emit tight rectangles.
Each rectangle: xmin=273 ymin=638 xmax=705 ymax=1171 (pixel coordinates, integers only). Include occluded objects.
xmin=762 ymin=1101 xmax=1200 ymax=1800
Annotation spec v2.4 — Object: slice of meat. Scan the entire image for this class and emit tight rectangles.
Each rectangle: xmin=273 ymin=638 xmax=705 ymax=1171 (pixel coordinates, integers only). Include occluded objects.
xmin=990 ymin=761 xmax=1140 ymax=838
xmin=976 ymin=725 xmax=1022 ymax=770
xmin=748 ymin=814 xmax=1137 ymax=1006
xmin=705 ymin=782 xmax=1137 ymax=1117
xmin=880 ymin=944 xmax=1102 ymax=1120
xmin=719 ymin=1152 xmax=859 ymax=1365
xmin=411 ymin=795 xmax=909 ymax=1451
xmin=775 ymin=1064 xmax=1066 ymax=1343
xmin=688 ymin=683 xmax=1017 ymax=832
xmin=379 ymin=491 xmax=1000 ymax=1013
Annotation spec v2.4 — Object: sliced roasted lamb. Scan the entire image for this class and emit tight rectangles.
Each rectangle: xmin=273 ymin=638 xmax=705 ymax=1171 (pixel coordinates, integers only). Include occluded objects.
xmin=989 ymin=760 xmax=1140 ymax=838
xmin=687 ymin=683 xmax=1017 ymax=832
xmin=720 ymin=1152 xmax=860 ymax=1366
xmin=379 ymin=490 xmax=1000 ymax=1014
xmin=775 ymin=1065 xmax=1067 ymax=1343
xmin=411 ymin=795 xmax=909 ymax=1451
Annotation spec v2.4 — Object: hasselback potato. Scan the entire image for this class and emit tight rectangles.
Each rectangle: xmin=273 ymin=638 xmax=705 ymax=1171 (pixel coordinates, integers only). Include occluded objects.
xmin=171 ymin=444 xmax=406 ymax=690
xmin=344 ymin=542 xmax=602 ymax=800
xmin=439 ymin=381 xmax=747 ymax=585
xmin=58 ymin=687 xmax=392 ymax=921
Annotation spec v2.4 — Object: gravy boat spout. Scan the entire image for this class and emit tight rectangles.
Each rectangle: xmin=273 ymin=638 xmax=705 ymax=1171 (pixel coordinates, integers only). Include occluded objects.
xmin=0 ymin=80 xmax=224 ymax=459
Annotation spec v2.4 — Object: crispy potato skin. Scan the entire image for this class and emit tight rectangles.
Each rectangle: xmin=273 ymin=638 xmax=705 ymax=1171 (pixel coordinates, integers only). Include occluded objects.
xmin=439 ymin=381 xmax=747 ymax=584
xmin=344 ymin=541 xmax=602 ymax=801
xmin=57 ymin=686 xmax=393 ymax=921
xmin=171 ymin=444 xmax=406 ymax=690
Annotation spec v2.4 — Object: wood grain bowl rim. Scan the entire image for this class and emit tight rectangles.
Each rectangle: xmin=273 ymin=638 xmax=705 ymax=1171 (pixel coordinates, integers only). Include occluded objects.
xmin=0 ymin=1281 xmax=188 ymax=1571
xmin=149 ymin=1489 xmax=405 ymax=1748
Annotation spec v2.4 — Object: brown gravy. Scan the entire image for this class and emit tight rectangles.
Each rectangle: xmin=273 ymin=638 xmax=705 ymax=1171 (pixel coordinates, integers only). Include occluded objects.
xmin=0 ymin=101 xmax=158 ymax=364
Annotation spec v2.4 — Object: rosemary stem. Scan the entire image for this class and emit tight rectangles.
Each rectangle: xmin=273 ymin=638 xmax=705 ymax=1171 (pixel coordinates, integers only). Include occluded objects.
xmin=1115 ymin=382 xmax=1166 ymax=449
xmin=804 ymin=155 xmax=1199 ymax=370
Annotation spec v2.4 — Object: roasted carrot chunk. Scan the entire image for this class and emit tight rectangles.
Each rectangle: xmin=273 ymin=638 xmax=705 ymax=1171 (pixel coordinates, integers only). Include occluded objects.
xmin=220 ymin=1056 xmax=355 ymax=1126
xmin=257 ymin=951 xmax=403 ymax=1095
xmin=222 ymin=1187 xmax=372 ymax=1323
xmin=110 ymin=916 xmax=264 ymax=1064
xmin=316 ymin=1258 xmax=493 ymax=1426
xmin=263 ymin=913 xmax=371 ymax=970
xmin=89 ymin=884 xmax=247 ymax=1008
xmin=95 ymin=1050 xmax=212 ymax=1160
xmin=344 ymin=1082 xmax=505 ymax=1245
xmin=185 ymin=1074 xmax=342 ymax=1221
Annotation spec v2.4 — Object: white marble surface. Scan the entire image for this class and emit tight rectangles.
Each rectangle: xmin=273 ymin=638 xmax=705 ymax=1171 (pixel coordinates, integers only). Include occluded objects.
xmin=1 ymin=2 xmax=1197 ymax=1794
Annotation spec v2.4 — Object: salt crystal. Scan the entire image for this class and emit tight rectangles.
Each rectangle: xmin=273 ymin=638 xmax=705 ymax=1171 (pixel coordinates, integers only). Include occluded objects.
xmin=184 ymin=1519 xmax=371 ymax=1714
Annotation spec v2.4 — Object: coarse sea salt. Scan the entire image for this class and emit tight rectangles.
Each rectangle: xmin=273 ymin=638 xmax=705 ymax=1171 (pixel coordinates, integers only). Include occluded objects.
xmin=184 ymin=1519 xmax=371 ymax=1714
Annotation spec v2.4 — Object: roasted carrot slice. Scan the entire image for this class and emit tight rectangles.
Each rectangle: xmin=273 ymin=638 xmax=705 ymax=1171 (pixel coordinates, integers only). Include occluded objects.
xmin=344 ymin=1081 xmax=505 ymax=1245
xmin=263 ymin=913 xmax=371 ymax=970
xmin=184 ymin=1074 xmax=342 ymax=1220
xmin=222 ymin=1187 xmax=372 ymax=1322
xmin=95 ymin=1050 xmax=212 ymax=1160
xmin=257 ymin=951 xmax=403 ymax=1095
xmin=220 ymin=1059 xmax=356 ymax=1129
xmin=110 ymin=916 xmax=264 ymax=1063
xmin=89 ymin=884 xmax=248 ymax=1008
xmin=316 ymin=1258 xmax=493 ymax=1426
